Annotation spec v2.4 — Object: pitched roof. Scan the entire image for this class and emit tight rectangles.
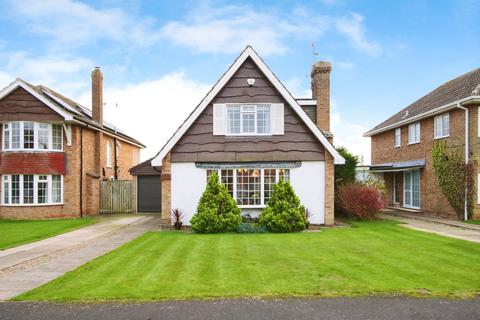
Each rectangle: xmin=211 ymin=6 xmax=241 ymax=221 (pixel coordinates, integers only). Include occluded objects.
xmin=150 ymin=46 xmax=345 ymax=166
xmin=0 ymin=78 xmax=145 ymax=147
xmin=364 ymin=67 xmax=480 ymax=136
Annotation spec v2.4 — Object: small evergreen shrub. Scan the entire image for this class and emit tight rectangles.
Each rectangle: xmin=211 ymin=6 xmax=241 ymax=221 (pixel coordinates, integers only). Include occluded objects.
xmin=337 ymin=183 xmax=385 ymax=220
xmin=259 ymin=180 xmax=307 ymax=232
xmin=191 ymin=173 xmax=241 ymax=233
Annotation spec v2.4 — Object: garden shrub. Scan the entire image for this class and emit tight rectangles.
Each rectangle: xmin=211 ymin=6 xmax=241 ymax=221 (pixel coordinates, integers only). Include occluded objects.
xmin=191 ymin=173 xmax=241 ymax=233
xmin=337 ymin=183 xmax=385 ymax=219
xmin=335 ymin=147 xmax=359 ymax=187
xmin=259 ymin=179 xmax=307 ymax=232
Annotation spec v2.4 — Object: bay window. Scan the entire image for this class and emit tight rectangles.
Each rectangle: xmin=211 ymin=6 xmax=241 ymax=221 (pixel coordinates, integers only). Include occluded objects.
xmin=2 ymin=121 xmax=63 ymax=151
xmin=206 ymin=168 xmax=290 ymax=207
xmin=2 ymin=174 xmax=63 ymax=205
xmin=226 ymin=104 xmax=271 ymax=135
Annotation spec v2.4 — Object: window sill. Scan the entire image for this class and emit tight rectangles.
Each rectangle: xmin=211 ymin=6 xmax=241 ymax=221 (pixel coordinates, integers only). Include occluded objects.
xmin=394 ymin=145 xmax=401 ymax=148
xmin=226 ymin=134 xmax=273 ymax=137
xmin=407 ymin=141 xmax=420 ymax=145
xmin=238 ymin=205 xmax=266 ymax=209
xmin=434 ymin=135 xmax=449 ymax=140
xmin=1 ymin=203 xmax=64 ymax=207
xmin=2 ymin=149 xmax=64 ymax=153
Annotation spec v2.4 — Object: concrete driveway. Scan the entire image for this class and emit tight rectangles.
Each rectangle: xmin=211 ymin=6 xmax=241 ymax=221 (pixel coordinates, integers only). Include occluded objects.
xmin=0 ymin=297 xmax=478 ymax=320
xmin=0 ymin=215 xmax=160 ymax=300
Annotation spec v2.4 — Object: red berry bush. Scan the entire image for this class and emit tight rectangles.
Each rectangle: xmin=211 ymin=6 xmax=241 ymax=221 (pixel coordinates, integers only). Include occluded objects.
xmin=337 ymin=183 xmax=386 ymax=219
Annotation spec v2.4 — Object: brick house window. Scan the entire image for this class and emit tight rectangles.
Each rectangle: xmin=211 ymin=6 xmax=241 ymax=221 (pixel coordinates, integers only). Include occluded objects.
xmin=2 ymin=122 xmax=63 ymax=151
xmin=205 ymin=168 xmax=290 ymax=207
xmin=394 ymin=128 xmax=401 ymax=147
xmin=106 ymin=142 xmax=113 ymax=168
xmin=2 ymin=174 xmax=63 ymax=205
xmin=434 ymin=113 xmax=449 ymax=139
xmin=408 ymin=122 xmax=420 ymax=144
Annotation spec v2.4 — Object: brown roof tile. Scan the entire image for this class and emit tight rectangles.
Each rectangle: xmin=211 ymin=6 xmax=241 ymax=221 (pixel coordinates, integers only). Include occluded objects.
xmin=366 ymin=67 xmax=480 ymax=135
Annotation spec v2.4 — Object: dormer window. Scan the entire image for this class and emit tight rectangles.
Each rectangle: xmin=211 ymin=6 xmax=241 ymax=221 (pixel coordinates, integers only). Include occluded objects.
xmin=2 ymin=121 xmax=63 ymax=151
xmin=226 ymin=104 xmax=271 ymax=135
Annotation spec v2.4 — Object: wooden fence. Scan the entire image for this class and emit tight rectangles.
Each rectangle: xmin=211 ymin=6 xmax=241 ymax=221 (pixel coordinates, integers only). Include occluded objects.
xmin=100 ymin=180 xmax=133 ymax=214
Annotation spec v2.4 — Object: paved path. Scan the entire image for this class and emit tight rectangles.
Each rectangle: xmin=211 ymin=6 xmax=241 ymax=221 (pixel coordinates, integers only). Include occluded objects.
xmin=0 ymin=297 xmax=478 ymax=320
xmin=0 ymin=215 xmax=160 ymax=300
xmin=382 ymin=211 xmax=480 ymax=243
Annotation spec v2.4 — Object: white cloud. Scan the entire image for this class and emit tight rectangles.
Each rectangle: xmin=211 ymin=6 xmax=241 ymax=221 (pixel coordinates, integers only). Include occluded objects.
xmin=285 ymin=77 xmax=311 ymax=98
xmin=336 ymin=13 xmax=381 ymax=56
xmin=161 ymin=5 xmax=329 ymax=56
xmin=77 ymin=73 xmax=210 ymax=160
xmin=10 ymin=0 xmax=161 ymax=47
xmin=331 ymin=100 xmax=371 ymax=164
xmin=0 ymin=50 xmax=92 ymax=95
xmin=161 ymin=4 xmax=379 ymax=56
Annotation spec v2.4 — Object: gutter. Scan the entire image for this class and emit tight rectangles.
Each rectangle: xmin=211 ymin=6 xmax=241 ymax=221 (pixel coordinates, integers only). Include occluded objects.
xmin=456 ymin=103 xmax=469 ymax=221
xmin=364 ymin=96 xmax=480 ymax=137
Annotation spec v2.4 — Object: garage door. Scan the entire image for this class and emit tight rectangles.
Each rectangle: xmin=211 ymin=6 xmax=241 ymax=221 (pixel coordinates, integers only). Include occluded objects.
xmin=137 ymin=176 xmax=161 ymax=212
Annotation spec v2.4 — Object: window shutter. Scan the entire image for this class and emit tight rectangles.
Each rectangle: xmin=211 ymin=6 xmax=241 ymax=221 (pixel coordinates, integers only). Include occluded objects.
xmin=271 ymin=103 xmax=284 ymax=135
xmin=213 ymin=104 xmax=226 ymax=135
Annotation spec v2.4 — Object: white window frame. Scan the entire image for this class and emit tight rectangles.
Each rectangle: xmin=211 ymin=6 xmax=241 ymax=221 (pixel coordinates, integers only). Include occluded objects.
xmin=206 ymin=168 xmax=290 ymax=208
xmin=106 ymin=141 xmax=113 ymax=168
xmin=403 ymin=170 xmax=420 ymax=209
xmin=1 ymin=174 xmax=63 ymax=206
xmin=394 ymin=128 xmax=401 ymax=148
xmin=434 ymin=113 xmax=450 ymax=139
xmin=408 ymin=122 xmax=421 ymax=144
xmin=2 ymin=121 xmax=63 ymax=152
xmin=226 ymin=104 xmax=271 ymax=136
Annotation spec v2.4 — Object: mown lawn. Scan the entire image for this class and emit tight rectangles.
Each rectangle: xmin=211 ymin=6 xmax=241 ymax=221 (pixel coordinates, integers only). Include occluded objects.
xmin=0 ymin=217 xmax=96 ymax=250
xmin=16 ymin=220 xmax=480 ymax=301
xmin=465 ymin=220 xmax=480 ymax=225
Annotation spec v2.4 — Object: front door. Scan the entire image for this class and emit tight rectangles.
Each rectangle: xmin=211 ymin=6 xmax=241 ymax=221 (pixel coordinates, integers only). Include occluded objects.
xmin=403 ymin=170 xmax=420 ymax=209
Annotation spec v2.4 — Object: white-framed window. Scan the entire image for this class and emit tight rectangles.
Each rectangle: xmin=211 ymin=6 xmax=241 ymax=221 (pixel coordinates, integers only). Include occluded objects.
xmin=106 ymin=141 xmax=113 ymax=168
xmin=394 ymin=128 xmax=401 ymax=147
xmin=2 ymin=122 xmax=63 ymax=151
xmin=2 ymin=174 xmax=63 ymax=205
xmin=434 ymin=113 xmax=449 ymax=139
xmin=408 ymin=122 xmax=421 ymax=144
xmin=206 ymin=168 xmax=290 ymax=207
xmin=226 ymin=104 xmax=271 ymax=135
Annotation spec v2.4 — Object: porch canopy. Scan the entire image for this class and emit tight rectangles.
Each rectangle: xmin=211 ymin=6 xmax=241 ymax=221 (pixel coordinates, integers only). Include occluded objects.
xmin=369 ymin=159 xmax=425 ymax=172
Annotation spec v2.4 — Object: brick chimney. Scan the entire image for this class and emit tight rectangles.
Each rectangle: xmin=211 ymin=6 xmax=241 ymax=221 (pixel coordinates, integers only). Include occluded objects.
xmin=91 ymin=67 xmax=103 ymax=126
xmin=311 ymin=61 xmax=332 ymax=141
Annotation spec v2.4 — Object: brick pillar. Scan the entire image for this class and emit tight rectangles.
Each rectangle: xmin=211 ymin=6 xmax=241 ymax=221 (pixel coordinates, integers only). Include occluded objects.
xmin=311 ymin=61 xmax=333 ymax=141
xmin=324 ymin=152 xmax=335 ymax=225
xmin=161 ymin=153 xmax=172 ymax=224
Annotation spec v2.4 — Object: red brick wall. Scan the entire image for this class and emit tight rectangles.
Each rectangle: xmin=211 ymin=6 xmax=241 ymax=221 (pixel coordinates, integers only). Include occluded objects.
xmin=371 ymin=108 xmax=467 ymax=218
xmin=0 ymin=152 xmax=66 ymax=174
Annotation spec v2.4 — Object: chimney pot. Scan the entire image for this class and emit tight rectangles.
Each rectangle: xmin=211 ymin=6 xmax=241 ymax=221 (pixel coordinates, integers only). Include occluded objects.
xmin=91 ymin=67 xmax=103 ymax=126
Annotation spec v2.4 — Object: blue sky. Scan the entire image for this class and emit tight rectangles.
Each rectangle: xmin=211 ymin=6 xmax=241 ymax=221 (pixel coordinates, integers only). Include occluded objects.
xmin=0 ymin=0 xmax=479 ymax=162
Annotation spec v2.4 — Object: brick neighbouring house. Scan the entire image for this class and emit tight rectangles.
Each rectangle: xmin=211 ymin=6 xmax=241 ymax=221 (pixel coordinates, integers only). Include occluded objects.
xmin=364 ymin=67 xmax=480 ymax=220
xmin=138 ymin=46 xmax=345 ymax=226
xmin=0 ymin=68 xmax=144 ymax=219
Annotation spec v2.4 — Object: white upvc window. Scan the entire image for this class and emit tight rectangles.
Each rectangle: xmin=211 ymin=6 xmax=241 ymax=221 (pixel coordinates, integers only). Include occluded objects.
xmin=408 ymin=122 xmax=421 ymax=144
xmin=2 ymin=174 xmax=63 ymax=206
xmin=434 ymin=113 xmax=449 ymax=139
xmin=226 ymin=104 xmax=271 ymax=135
xmin=2 ymin=122 xmax=63 ymax=151
xmin=206 ymin=168 xmax=290 ymax=207
xmin=106 ymin=141 xmax=113 ymax=168
xmin=394 ymin=128 xmax=401 ymax=147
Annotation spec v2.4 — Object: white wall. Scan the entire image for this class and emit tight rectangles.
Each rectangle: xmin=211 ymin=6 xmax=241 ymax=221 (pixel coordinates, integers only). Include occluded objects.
xmin=171 ymin=161 xmax=326 ymax=226
xmin=290 ymin=161 xmax=325 ymax=225
xmin=171 ymin=162 xmax=206 ymax=225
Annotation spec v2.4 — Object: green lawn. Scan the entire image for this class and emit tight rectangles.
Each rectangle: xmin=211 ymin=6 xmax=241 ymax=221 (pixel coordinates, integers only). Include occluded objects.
xmin=0 ymin=217 xmax=96 ymax=250
xmin=16 ymin=220 xmax=480 ymax=301
xmin=465 ymin=220 xmax=480 ymax=225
